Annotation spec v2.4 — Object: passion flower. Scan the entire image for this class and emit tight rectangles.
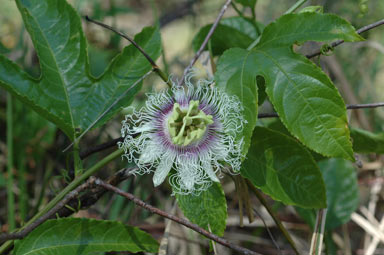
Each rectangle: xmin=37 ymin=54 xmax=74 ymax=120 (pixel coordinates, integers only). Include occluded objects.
xmin=118 ymin=75 xmax=245 ymax=195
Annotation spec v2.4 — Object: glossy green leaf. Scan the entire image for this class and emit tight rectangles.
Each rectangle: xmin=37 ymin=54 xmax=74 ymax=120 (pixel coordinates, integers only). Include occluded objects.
xmin=216 ymin=13 xmax=362 ymax=160
xmin=192 ymin=17 xmax=261 ymax=56
xmin=176 ymin=183 xmax=227 ymax=236
xmin=241 ymin=127 xmax=326 ymax=208
xmin=13 ymin=218 xmax=159 ymax=254
xmin=296 ymin=158 xmax=358 ymax=230
xmin=0 ymin=0 xmax=161 ymax=140
xmin=267 ymin=119 xmax=326 ymax=161
xmin=235 ymin=0 xmax=257 ymax=8
xmin=351 ymin=128 xmax=384 ymax=154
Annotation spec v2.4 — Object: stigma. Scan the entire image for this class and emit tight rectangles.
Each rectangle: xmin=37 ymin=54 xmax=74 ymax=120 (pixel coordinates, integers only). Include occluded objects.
xmin=167 ymin=100 xmax=213 ymax=146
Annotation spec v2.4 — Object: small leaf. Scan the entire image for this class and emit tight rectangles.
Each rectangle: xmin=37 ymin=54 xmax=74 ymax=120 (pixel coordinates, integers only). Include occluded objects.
xmin=13 ymin=218 xmax=159 ymax=254
xmin=351 ymin=127 xmax=384 ymax=154
xmin=176 ymin=182 xmax=227 ymax=236
xmin=296 ymin=158 xmax=359 ymax=230
xmin=216 ymin=13 xmax=362 ymax=160
xmin=192 ymin=17 xmax=261 ymax=56
xmin=241 ymin=127 xmax=326 ymax=208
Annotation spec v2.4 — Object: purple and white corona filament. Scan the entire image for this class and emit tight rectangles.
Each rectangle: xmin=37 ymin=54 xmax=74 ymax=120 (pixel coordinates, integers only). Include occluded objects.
xmin=118 ymin=75 xmax=246 ymax=195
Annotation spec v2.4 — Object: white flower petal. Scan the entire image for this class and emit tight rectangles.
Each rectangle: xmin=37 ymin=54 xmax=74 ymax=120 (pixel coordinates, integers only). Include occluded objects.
xmin=139 ymin=140 xmax=162 ymax=165
xmin=177 ymin=156 xmax=198 ymax=191
xmin=202 ymin=159 xmax=219 ymax=182
xmin=182 ymin=172 xmax=195 ymax=190
xmin=134 ymin=122 xmax=154 ymax=133
xmin=153 ymin=153 xmax=175 ymax=187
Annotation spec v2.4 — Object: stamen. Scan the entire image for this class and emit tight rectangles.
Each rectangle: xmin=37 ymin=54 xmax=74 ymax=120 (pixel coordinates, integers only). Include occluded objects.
xmin=168 ymin=100 xmax=213 ymax=146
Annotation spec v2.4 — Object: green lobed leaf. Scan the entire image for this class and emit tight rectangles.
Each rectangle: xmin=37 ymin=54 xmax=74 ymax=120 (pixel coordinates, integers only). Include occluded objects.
xmin=241 ymin=127 xmax=326 ymax=208
xmin=296 ymin=158 xmax=359 ymax=230
xmin=216 ymin=12 xmax=362 ymax=160
xmin=176 ymin=182 xmax=227 ymax=236
xmin=0 ymin=0 xmax=161 ymax=140
xmin=192 ymin=17 xmax=261 ymax=56
xmin=350 ymin=127 xmax=384 ymax=154
xmin=13 ymin=218 xmax=159 ymax=254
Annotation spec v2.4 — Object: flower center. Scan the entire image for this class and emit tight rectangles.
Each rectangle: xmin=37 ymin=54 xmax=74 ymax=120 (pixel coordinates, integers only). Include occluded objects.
xmin=167 ymin=100 xmax=213 ymax=146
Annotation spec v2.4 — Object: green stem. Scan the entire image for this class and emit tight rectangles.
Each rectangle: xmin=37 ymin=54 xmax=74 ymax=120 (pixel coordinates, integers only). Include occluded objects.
xmin=246 ymin=36 xmax=260 ymax=51
xmin=0 ymin=149 xmax=123 ymax=254
xmin=251 ymin=6 xmax=262 ymax=35
xmin=73 ymin=140 xmax=83 ymax=177
xmin=18 ymin=156 xmax=28 ymax=222
xmin=32 ymin=161 xmax=54 ymax=217
xmin=154 ymin=68 xmax=171 ymax=87
xmin=247 ymin=180 xmax=301 ymax=255
xmin=284 ymin=0 xmax=308 ymax=14
xmin=251 ymin=6 xmax=256 ymax=20
xmin=6 ymin=93 xmax=15 ymax=231
xmin=231 ymin=2 xmax=245 ymax=18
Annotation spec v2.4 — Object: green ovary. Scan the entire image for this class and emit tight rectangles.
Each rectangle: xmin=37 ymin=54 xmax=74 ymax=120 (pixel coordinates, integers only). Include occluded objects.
xmin=167 ymin=100 xmax=214 ymax=146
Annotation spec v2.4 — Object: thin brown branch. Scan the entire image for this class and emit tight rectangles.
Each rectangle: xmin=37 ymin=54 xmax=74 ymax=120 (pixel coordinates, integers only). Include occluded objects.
xmin=85 ymin=16 xmax=157 ymax=68
xmin=346 ymin=102 xmax=384 ymax=109
xmin=95 ymin=179 xmax=261 ymax=255
xmin=56 ymin=168 xmax=137 ymax=218
xmin=85 ymin=16 xmax=171 ymax=87
xmin=306 ymin=18 xmax=384 ymax=59
xmin=179 ymin=0 xmax=232 ymax=84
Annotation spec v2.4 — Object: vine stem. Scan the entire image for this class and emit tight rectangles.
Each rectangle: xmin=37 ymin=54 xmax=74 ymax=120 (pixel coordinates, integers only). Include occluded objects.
xmin=284 ymin=0 xmax=308 ymax=14
xmin=95 ymin=179 xmax=261 ymax=255
xmin=0 ymin=149 xmax=123 ymax=254
xmin=73 ymin=140 xmax=83 ymax=177
xmin=179 ymin=0 xmax=232 ymax=85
